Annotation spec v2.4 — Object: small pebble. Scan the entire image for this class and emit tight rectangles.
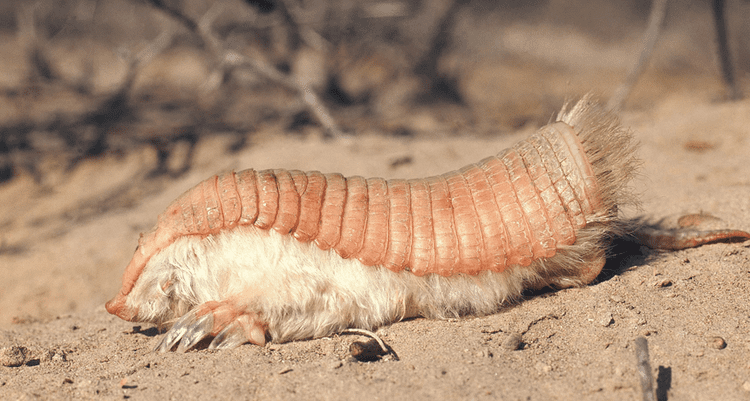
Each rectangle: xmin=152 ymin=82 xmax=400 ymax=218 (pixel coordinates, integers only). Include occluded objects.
xmin=742 ymin=381 xmax=750 ymax=392
xmin=45 ymin=349 xmax=68 ymax=362
xmin=349 ymin=339 xmax=387 ymax=362
xmin=609 ymin=295 xmax=624 ymax=304
xmin=534 ymin=362 xmax=552 ymax=373
xmin=1 ymin=346 xmax=29 ymax=367
xmin=478 ymin=347 xmax=493 ymax=358
xmin=654 ymin=278 xmax=673 ymax=288
xmin=267 ymin=344 xmax=282 ymax=351
xmin=708 ymin=336 xmax=727 ymax=350
xmin=598 ymin=312 xmax=614 ymax=327
xmin=502 ymin=333 xmax=523 ymax=351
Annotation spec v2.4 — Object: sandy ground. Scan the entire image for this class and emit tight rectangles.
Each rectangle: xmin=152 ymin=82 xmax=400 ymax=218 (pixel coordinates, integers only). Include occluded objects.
xmin=2 ymin=2 xmax=750 ymax=400
xmin=2 ymin=95 xmax=749 ymax=400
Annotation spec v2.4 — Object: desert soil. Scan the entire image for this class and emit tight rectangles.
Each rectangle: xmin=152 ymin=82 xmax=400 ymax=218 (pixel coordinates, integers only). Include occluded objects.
xmin=1 ymin=1 xmax=750 ymax=400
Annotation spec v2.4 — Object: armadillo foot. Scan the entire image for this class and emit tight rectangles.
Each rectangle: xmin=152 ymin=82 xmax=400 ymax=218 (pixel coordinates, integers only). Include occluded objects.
xmin=155 ymin=300 xmax=267 ymax=352
xmin=209 ymin=314 xmax=265 ymax=350
xmin=154 ymin=309 xmax=210 ymax=352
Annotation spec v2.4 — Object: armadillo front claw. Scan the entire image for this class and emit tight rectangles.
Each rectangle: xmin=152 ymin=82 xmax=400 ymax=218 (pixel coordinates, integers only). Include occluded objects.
xmin=155 ymin=310 xmax=206 ymax=352
xmin=209 ymin=320 xmax=245 ymax=350
xmin=208 ymin=314 xmax=267 ymax=350
xmin=176 ymin=313 xmax=214 ymax=352
xmin=154 ymin=302 xmax=268 ymax=352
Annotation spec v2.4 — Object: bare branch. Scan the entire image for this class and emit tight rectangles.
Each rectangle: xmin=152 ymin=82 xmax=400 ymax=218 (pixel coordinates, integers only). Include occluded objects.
xmin=607 ymin=0 xmax=668 ymax=111
xmin=147 ymin=1 xmax=347 ymax=139
xmin=711 ymin=0 xmax=741 ymax=100
xmin=635 ymin=337 xmax=656 ymax=401
xmin=280 ymin=0 xmax=332 ymax=53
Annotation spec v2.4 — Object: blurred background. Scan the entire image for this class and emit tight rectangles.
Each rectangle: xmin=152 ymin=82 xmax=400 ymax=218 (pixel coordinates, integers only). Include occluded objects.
xmin=0 ymin=0 xmax=748 ymax=183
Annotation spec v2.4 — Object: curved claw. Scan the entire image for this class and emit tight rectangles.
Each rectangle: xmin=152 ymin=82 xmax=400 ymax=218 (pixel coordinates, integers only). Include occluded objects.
xmin=176 ymin=313 xmax=214 ymax=353
xmin=208 ymin=314 xmax=266 ymax=350
xmin=155 ymin=310 xmax=198 ymax=352
xmin=154 ymin=301 xmax=268 ymax=352
xmin=209 ymin=321 xmax=246 ymax=350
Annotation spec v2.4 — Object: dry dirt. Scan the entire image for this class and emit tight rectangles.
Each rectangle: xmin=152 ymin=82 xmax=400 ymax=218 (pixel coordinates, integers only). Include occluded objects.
xmin=2 ymin=2 xmax=750 ymax=400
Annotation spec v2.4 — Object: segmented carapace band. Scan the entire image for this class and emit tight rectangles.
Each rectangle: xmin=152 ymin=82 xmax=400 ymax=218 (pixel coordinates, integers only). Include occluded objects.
xmin=155 ymin=122 xmax=601 ymax=276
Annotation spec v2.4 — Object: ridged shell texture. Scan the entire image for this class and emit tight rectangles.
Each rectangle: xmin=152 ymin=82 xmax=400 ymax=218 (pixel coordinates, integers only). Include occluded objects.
xmin=156 ymin=122 xmax=600 ymax=277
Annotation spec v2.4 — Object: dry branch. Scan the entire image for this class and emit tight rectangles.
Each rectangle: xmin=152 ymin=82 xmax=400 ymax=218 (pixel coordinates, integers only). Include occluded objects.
xmin=146 ymin=0 xmax=347 ymax=139
xmin=607 ymin=0 xmax=668 ymax=111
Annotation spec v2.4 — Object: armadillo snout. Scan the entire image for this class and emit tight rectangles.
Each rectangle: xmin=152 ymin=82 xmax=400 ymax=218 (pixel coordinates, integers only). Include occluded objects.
xmin=105 ymin=293 xmax=138 ymax=321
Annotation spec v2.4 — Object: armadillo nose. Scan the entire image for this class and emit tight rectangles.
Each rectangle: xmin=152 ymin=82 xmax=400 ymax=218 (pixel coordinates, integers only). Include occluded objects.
xmin=104 ymin=297 xmax=119 ymax=315
xmin=105 ymin=294 xmax=138 ymax=321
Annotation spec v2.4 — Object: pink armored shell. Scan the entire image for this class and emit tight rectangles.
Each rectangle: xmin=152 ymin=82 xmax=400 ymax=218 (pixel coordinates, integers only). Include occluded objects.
xmin=164 ymin=122 xmax=599 ymax=276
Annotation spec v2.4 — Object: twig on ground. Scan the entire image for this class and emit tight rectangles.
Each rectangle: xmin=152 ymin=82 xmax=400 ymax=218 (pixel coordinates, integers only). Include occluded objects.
xmin=635 ymin=336 xmax=656 ymax=401
xmin=342 ymin=328 xmax=389 ymax=354
xmin=342 ymin=328 xmax=396 ymax=362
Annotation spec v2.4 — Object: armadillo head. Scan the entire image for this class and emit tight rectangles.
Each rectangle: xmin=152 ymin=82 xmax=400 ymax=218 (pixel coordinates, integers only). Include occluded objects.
xmin=106 ymin=226 xmax=189 ymax=324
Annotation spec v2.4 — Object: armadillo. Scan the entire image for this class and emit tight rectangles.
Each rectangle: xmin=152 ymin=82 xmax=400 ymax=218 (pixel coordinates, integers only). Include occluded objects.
xmin=106 ymin=96 xmax=640 ymax=352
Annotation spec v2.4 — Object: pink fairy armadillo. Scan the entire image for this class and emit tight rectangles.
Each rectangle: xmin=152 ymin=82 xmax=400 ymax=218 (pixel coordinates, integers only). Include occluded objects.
xmin=106 ymin=97 xmax=640 ymax=352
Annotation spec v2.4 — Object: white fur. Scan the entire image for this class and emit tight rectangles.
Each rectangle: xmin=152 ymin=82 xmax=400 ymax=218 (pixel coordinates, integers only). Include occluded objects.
xmin=125 ymin=226 xmax=563 ymax=343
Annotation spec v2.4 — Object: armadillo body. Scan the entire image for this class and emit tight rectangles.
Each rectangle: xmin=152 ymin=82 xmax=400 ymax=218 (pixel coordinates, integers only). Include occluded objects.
xmin=106 ymin=97 xmax=637 ymax=351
